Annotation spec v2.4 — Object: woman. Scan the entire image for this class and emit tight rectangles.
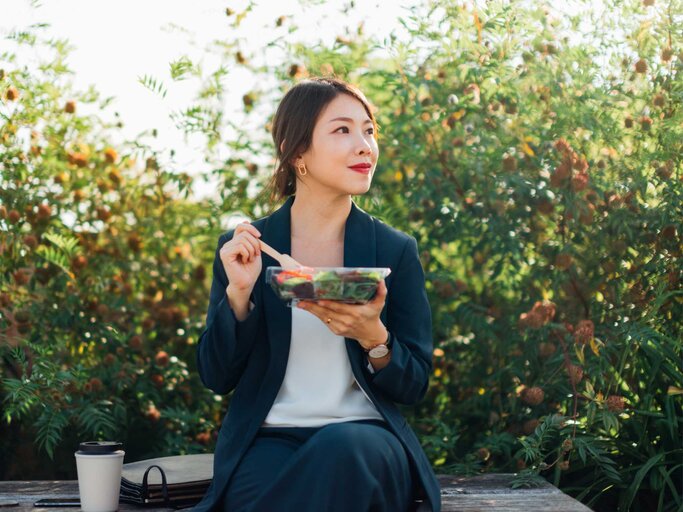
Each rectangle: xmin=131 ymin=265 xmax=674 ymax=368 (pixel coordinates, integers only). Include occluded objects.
xmin=194 ymin=77 xmax=440 ymax=512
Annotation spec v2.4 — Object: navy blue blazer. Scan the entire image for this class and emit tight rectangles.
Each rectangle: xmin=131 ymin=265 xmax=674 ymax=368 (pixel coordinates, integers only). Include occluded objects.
xmin=193 ymin=195 xmax=441 ymax=512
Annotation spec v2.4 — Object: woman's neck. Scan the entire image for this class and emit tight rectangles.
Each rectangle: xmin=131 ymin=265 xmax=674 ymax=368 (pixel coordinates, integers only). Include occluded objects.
xmin=290 ymin=191 xmax=351 ymax=243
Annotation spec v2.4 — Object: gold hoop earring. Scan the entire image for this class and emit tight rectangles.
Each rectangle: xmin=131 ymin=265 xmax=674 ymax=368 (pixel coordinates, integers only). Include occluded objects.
xmin=297 ymin=162 xmax=307 ymax=176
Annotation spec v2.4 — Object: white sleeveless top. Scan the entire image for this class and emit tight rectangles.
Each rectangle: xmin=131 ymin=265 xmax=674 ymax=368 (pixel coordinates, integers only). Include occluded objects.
xmin=262 ymin=306 xmax=384 ymax=427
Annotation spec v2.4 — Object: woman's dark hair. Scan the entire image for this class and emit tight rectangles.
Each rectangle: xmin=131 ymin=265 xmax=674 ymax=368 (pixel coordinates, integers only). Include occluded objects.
xmin=265 ymin=77 xmax=378 ymax=202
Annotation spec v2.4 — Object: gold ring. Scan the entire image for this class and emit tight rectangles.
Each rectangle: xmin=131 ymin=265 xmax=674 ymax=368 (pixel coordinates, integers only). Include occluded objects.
xmin=326 ymin=317 xmax=332 ymax=324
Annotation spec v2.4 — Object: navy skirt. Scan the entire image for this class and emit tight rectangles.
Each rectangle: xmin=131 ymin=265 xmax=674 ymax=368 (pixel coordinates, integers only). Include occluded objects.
xmin=221 ymin=419 xmax=414 ymax=512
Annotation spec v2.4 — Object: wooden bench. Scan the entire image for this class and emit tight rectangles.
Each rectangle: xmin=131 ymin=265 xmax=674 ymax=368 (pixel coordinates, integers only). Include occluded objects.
xmin=0 ymin=475 xmax=592 ymax=511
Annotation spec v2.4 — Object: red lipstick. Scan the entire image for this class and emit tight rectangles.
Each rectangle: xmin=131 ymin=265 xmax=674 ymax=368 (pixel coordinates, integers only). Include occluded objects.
xmin=349 ymin=163 xmax=372 ymax=174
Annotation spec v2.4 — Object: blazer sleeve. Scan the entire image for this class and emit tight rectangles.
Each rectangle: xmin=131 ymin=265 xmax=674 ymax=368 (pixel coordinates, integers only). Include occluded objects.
xmin=196 ymin=232 xmax=261 ymax=395
xmin=367 ymin=235 xmax=433 ymax=405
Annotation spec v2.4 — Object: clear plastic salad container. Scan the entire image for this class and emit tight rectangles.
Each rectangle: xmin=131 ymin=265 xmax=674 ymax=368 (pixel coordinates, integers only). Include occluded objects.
xmin=266 ymin=267 xmax=391 ymax=306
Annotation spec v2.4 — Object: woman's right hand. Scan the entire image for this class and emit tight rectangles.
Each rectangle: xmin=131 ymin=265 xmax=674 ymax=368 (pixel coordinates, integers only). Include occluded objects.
xmin=219 ymin=221 xmax=262 ymax=295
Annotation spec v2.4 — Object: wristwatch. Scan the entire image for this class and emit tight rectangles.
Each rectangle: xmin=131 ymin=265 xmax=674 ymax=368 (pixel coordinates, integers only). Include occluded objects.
xmin=367 ymin=332 xmax=392 ymax=359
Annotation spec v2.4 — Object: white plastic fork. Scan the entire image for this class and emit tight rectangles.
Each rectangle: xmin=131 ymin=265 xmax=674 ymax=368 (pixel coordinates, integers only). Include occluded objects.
xmin=258 ymin=240 xmax=304 ymax=270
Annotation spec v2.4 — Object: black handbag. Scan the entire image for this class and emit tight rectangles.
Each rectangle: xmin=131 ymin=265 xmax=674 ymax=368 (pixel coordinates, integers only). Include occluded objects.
xmin=119 ymin=453 xmax=213 ymax=508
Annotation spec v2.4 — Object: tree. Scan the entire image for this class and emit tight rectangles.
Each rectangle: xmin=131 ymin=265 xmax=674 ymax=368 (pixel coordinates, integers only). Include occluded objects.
xmin=2 ymin=1 xmax=681 ymax=509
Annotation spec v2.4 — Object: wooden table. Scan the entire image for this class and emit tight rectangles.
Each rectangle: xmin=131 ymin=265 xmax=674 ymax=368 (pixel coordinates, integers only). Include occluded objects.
xmin=0 ymin=475 xmax=592 ymax=511
xmin=437 ymin=474 xmax=592 ymax=511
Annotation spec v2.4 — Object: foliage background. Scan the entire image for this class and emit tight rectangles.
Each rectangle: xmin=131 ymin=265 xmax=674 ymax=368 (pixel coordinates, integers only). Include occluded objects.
xmin=1 ymin=0 xmax=681 ymax=510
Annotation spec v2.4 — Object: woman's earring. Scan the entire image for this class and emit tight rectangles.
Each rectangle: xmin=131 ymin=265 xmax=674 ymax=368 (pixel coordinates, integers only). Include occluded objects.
xmin=296 ymin=162 xmax=307 ymax=176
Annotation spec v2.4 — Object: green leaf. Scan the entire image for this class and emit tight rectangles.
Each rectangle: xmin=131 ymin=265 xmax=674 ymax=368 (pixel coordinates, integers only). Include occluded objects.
xmin=35 ymin=407 xmax=69 ymax=459
xmin=169 ymin=56 xmax=195 ymax=81
xmin=621 ymin=453 xmax=666 ymax=510
xmin=138 ymin=74 xmax=167 ymax=98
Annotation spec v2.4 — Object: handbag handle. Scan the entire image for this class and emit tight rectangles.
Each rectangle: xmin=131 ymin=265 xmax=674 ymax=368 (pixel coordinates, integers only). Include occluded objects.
xmin=141 ymin=464 xmax=170 ymax=506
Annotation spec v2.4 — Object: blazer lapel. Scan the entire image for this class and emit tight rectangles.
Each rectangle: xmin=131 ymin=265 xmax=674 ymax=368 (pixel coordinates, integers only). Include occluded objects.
xmin=343 ymin=201 xmax=378 ymax=379
xmin=343 ymin=200 xmax=376 ymax=269
xmin=261 ymin=196 xmax=294 ymax=397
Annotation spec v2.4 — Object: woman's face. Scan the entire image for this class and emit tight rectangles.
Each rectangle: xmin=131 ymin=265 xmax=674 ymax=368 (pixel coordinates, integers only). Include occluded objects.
xmin=296 ymin=93 xmax=379 ymax=196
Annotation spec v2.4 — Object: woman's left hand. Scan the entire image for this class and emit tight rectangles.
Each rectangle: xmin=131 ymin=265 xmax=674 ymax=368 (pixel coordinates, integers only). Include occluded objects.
xmin=296 ymin=280 xmax=389 ymax=350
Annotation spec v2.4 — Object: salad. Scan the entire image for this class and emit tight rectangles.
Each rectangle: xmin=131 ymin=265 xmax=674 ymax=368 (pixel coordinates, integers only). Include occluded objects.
xmin=267 ymin=267 xmax=391 ymax=305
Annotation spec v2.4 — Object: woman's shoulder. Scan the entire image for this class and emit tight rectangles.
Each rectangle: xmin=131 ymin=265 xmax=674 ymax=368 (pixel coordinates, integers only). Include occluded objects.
xmin=367 ymin=214 xmax=421 ymax=272
xmin=369 ymin=213 xmax=415 ymax=247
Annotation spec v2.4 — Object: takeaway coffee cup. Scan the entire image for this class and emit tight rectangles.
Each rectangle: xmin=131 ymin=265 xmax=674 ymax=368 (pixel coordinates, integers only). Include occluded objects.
xmin=75 ymin=441 xmax=125 ymax=512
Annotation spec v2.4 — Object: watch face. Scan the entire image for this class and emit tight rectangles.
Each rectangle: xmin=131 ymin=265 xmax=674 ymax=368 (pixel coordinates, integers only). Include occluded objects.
xmin=368 ymin=344 xmax=389 ymax=358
